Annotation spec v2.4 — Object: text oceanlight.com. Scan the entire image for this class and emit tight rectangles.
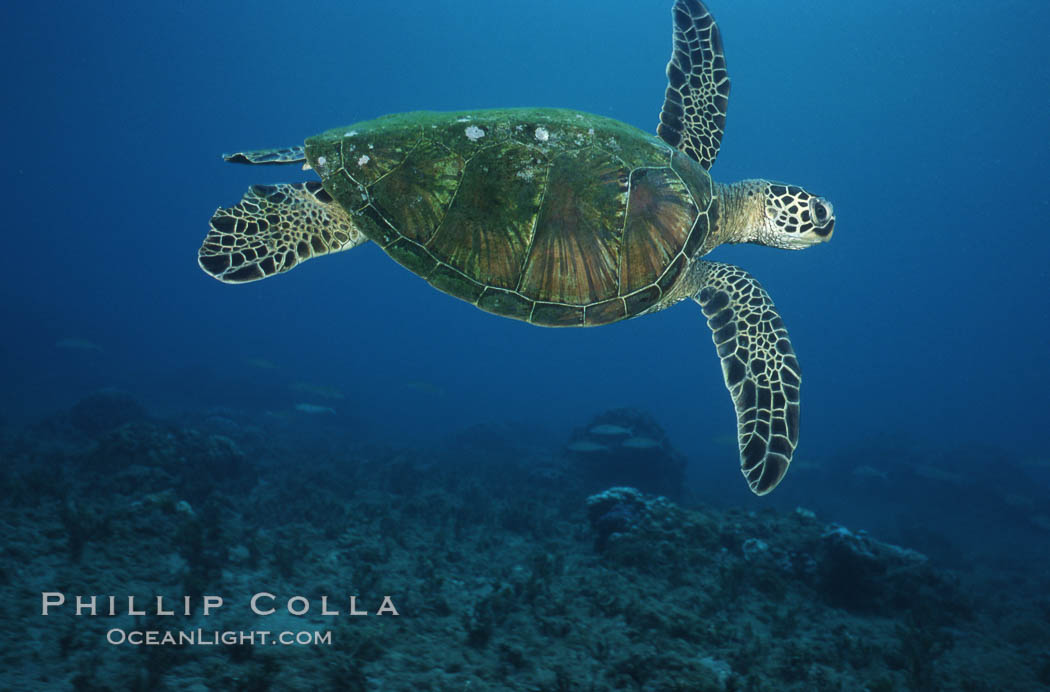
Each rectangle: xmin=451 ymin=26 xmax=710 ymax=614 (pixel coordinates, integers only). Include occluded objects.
xmin=106 ymin=630 xmax=327 ymax=646
xmin=106 ymin=629 xmax=332 ymax=647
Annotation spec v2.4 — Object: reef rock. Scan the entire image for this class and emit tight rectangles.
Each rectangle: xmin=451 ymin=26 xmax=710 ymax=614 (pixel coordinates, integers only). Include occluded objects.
xmin=68 ymin=390 xmax=147 ymax=436
xmin=566 ymin=408 xmax=686 ymax=499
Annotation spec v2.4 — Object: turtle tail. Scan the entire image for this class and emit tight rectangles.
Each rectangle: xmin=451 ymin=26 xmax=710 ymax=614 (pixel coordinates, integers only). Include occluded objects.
xmin=199 ymin=182 xmax=366 ymax=283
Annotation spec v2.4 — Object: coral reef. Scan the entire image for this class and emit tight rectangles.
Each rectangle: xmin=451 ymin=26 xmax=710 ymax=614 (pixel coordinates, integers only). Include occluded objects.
xmin=0 ymin=399 xmax=1045 ymax=690
xmin=565 ymin=408 xmax=686 ymax=500
xmin=68 ymin=390 xmax=148 ymax=437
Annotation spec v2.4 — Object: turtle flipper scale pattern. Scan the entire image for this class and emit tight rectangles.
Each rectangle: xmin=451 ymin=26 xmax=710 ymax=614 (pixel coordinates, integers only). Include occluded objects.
xmin=693 ymin=261 xmax=800 ymax=495
xmin=658 ymin=0 xmax=730 ymax=171
xmin=223 ymin=146 xmax=307 ymax=165
xmin=199 ymin=182 xmax=366 ymax=283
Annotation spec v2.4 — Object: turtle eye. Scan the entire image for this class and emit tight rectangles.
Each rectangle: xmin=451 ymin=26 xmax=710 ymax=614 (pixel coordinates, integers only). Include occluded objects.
xmin=810 ymin=197 xmax=833 ymax=227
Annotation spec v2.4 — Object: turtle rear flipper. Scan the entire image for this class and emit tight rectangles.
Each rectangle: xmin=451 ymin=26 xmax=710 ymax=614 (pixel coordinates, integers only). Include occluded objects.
xmin=223 ymin=146 xmax=306 ymax=165
xmin=199 ymin=182 xmax=366 ymax=283
xmin=658 ymin=0 xmax=731 ymax=170
xmin=693 ymin=261 xmax=800 ymax=495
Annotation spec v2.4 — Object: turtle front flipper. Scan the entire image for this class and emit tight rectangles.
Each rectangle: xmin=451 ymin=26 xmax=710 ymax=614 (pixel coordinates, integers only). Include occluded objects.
xmin=222 ymin=146 xmax=306 ymax=165
xmin=693 ymin=261 xmax=800 ymax=495
xmin=658 ymin=0 xmax=730 ymax=171
xmin=199 ymin=182 xmax=366 ymax=283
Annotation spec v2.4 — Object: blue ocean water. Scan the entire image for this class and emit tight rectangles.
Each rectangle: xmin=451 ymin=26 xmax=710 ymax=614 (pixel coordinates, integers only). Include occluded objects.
xmin=6 ymin=0 xmax=1048 ymax=497
xmin=2 ymin=1 xmax=1049 ymax=687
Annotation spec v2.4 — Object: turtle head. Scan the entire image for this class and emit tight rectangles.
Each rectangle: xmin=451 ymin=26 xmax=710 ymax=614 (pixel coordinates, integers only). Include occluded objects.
xmin=759 ymin=182 xmax=835 ymax=249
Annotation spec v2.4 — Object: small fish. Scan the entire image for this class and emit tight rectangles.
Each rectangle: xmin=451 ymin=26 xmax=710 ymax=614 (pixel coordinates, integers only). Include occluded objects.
xmin=851 ymin=465 xmax=888 ymax=481
xmin=1001 ymin=493 xmax=1034 ymax=510
xmin=621 ymin=436 xmax=660 ymax=449
xmin=567 ymin=441 xmax=609 ymax=453
xmin=588 ymin=424 xmax=632 ymax=437
xmin=1029 ymin=514 xmax=1050 ymax=532
xmin=294 ymin=403 xmax=337 ymax=415
xmin=711 ymin=433 xmax=737 ymax=448
xmin=403 ymin=380 xmax=445 ymax=396
xmin=913 ymin=464 xmax=966 ymax=486
xmin=245 ymin=357 xmax=276 ymax=370
xmin=56 ymin=337 xmax=102 ymax=352
xmin=291 ymin=382 xmax=345 ymax=400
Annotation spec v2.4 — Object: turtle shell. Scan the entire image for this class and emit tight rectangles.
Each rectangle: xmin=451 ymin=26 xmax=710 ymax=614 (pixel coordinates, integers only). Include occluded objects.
xmin=305 ymin=108 xmax=713 ymax=326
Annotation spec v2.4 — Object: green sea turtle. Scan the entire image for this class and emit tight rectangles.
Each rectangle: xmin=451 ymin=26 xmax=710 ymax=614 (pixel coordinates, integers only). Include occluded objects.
xmin=198 ymin=0 xmax=835 ymax=494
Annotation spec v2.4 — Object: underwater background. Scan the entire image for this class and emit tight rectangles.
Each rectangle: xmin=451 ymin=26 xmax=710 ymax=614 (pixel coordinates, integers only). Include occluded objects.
xmin=2 ymin=0 xmax=1049 ymax=689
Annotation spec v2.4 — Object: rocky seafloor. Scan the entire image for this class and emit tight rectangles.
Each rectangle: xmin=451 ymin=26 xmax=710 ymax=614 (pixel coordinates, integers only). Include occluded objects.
xmin=0 ymin=394 xmax=1047 ymax=691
